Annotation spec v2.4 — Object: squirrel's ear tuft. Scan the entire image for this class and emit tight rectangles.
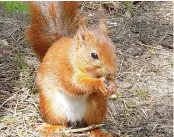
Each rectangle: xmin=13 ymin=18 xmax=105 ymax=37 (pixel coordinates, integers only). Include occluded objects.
xmin=76 ymin=22 xmax=88 ymax=41
xmin=99 ymin=6 xmax=108 ymax=36
xmin=74 ymin=24 xmax=87 ymax=48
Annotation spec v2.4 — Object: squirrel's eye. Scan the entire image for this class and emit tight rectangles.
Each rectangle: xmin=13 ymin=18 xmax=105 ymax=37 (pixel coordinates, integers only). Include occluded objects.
xmin=91 ymin=52 xmax=99 ymax=60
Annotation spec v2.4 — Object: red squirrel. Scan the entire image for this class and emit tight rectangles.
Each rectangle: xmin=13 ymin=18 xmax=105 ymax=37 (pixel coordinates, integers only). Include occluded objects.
xmin=26 ymin=2 xmax=117 ymax=137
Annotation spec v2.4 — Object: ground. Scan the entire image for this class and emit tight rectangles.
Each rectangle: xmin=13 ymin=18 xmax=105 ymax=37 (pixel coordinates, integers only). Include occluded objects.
xmin=0 ymin=2 xmax=173 ymax=137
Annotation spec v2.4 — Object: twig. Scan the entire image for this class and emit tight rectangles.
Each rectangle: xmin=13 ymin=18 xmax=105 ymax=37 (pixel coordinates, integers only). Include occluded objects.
xmin=134 ymin=1 xmax=144 ymax=11
xmin=127 ymin=126 xmax=143 ymax=134
xmin=154 ymin=31 xmax=168 ymax=46
xmin=148 ymin=123 xmax=158 ymax=135
xmin=23 ymin=116 xmax=29 ymax=137
xmin=14 ymin=98 xmax=19 ymax=116
xmin=118 ymin=57 xmax=124 ymax=76
xmin=1 ymin=106 xmax=14 ymax=113
xmin=72 ymin=132 xmax=90 ymax=137
xmin=108 ymin=106 xmax=115 ymax=122
xmin=131 ymin=109 xmax=147 ymax=119
xmin=156 ymin=126 xmax=173 ymax=129
xmin=55 ymin=124 xmax=104 ymax=134
xmin=0 ymin=94 xmax=16 ymax=108
xmin=0 ymin=20 xmax=20 ymax=27
xmin=136 ymin=41 xmax=161 ymax=50
xmin=31 ymin=98 xmax=39 ymax=112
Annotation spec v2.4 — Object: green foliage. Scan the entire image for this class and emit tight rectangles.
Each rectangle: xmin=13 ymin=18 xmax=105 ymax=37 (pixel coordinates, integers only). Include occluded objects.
xmin=0 ymin=116 xmax=15 ymax=124
xmin=111 ymin=93 xmax=121 ymax=100
xmin=101 ymin=129 xmax=108 ymax=133
xmin=14 ymin=53 xmax=28 ymax=71
xmin=135 ymin=89 xmax=149 ymax=98
xmin=14 ymin=53 xmax=36 ymax=93
xmin=0 ymin=1 xmax=29 ymax=13
xmin=115 ymin=93 xmax=121 ymax=99
xmin=123 ymin=1 xmax=135 ymax=16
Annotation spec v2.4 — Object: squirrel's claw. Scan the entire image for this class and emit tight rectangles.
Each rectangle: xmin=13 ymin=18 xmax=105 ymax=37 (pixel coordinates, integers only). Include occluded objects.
xmin=99 ymin=84 xmax=109 ymax=97
xmin=100 ymin=77 xmax=117 ymax=97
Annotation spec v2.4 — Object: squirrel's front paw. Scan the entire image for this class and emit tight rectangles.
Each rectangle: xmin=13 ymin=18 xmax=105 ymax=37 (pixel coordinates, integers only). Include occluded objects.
xmin=105 ymin=79 xmax=117 ymax=96
xmin=99 ymin=82 xmax=109 ymax=97
xmin=100 ymin=77 xmax=117 ymax=97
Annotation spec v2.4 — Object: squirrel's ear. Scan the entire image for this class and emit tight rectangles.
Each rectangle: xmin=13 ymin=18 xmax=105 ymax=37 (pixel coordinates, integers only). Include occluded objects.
xmin=75 ymin=24 xmax=88 ymax=48
xmin=99 ymin=6 xmax=108 ymax=36
xmin=79 ymin=25 xmax=87 ymax=40
xmin=76 ymin=19 xmax=88 ymax=41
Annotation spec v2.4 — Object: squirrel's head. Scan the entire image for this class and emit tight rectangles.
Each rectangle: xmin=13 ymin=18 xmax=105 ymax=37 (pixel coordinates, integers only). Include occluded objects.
xmin=72 ymin=17 xmax=116 ymax=78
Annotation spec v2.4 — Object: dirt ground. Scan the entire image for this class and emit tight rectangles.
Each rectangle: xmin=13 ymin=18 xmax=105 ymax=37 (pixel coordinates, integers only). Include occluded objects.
xmin=0 ymin=2 xmax=173 ymax=137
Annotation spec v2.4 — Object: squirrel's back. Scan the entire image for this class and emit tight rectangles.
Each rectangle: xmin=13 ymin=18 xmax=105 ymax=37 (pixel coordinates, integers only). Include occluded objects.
xmin=26 ymin=2 xmax=80 ymax=61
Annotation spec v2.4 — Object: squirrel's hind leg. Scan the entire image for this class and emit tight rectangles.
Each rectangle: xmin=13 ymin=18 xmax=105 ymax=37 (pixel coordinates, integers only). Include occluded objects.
xmin=89 ymin=128 xmax=113 ymax=137
xmin=84 ymin=93 xmax=113 ymax=137
xmin=37 ymin=123 xmax=66 ymax=137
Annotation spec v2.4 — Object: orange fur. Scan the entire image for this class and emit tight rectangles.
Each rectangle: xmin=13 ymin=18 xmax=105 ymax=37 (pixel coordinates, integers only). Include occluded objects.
xmin=84 ymin=92 xmax=108 ymax=125
xmin=89 ymin=128 xmax=113 ymax=137
xmin=26 ymin=2 xmax=116 ymax=136
xmin=39 ymin=89 xmax=68 ymax=125
xmin=26 ymin=2 xmax=79 ymax=60
xmin=38 ymin=123 xmax=66 ymax=137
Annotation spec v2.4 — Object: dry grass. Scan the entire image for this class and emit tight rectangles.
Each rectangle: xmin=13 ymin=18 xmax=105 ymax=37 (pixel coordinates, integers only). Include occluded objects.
xmin=0 ymin=2 xmax=173 ymax=137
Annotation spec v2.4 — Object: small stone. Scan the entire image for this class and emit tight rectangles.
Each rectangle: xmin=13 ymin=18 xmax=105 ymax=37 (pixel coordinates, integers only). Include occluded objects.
xmin=1 ymin=39 xmax=9 ymax=46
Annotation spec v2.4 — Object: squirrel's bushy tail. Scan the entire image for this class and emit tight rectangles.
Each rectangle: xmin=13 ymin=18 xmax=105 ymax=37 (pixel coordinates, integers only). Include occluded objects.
xmin=26 ymin=2 xmax=79 ymax=60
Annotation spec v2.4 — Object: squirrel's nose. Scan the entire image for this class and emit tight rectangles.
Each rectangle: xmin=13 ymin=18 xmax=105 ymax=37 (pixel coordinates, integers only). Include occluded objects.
xmin=103 ymin=66 xmax=116 ymax=76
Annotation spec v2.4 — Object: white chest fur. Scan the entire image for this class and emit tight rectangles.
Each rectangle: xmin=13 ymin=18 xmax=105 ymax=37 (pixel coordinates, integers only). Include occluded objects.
xmin=54 ymin=91 xmax=86 ymax=123
xmin=39 ymin=74 xmax=87 ymax=123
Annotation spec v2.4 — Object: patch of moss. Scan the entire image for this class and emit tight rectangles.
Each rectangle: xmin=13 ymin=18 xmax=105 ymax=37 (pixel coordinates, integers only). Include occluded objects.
xmin=14 ymin=53 xmax=28 ymax=72
xmin=0 ymin=1 xmax=29 ymax=13
xmin=135 ymin=89 xmax=149 ymax=98
xmin=123 ymin=1 xmax=135 ymax=16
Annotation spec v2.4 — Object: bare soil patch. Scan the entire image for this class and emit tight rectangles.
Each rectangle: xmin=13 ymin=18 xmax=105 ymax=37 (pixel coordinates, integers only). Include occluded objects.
xmin=0 ymin=2 xmax=173 ymax=137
